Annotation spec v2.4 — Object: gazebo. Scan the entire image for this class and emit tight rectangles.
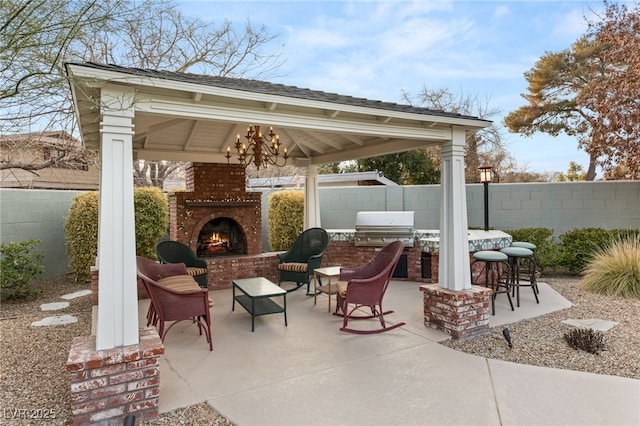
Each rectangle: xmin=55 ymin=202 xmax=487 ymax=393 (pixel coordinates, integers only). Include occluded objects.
xmin=65 ymin=62 xmax=491 ymax=422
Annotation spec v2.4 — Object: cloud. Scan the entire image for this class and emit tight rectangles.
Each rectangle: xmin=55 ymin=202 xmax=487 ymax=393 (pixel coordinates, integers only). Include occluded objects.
xmin=551 ymin=7 xmax=590 ymax=39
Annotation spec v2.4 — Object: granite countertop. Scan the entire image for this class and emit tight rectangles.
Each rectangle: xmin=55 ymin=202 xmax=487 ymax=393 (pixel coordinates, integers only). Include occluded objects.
xmin=325 ymin=229 xmax=512 ymax=253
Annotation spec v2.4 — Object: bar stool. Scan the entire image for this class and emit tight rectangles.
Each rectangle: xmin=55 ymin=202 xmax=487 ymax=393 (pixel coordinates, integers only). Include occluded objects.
xmin=500 ymin=246 xmax=539 ymax=307
xmin=470 ymin=250 xmax=514 ymax=315
xmin=511 ymin=241 xmax=540 ymax=294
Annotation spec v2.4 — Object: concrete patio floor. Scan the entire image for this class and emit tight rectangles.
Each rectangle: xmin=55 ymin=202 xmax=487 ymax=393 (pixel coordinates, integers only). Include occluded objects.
xmin=139 ymin=280 xmax=640 ymax=426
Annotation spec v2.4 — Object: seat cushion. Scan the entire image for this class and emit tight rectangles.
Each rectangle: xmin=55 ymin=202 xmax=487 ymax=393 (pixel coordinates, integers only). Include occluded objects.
xmin=500 ymin=247 xmax=534 ymax=258
xmin=278 ymin=262 xmax=308 ymax=273
xmin=336 ymin=280 xmax=349 ymax=298
xmin=473 ymin=250 xmax=508 ymax=262
xmin=158 ymin=275 xmax=201 ymax=291
xmin=157 ymin=275 xmax=214 ymax=307
xmin=186 ymin=267 xmax=208 ymax=276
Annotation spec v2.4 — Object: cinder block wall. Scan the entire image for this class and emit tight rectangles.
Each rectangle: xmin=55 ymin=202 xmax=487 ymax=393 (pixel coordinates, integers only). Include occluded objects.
xmin=0 ymin=188 xmax=82 ymax=278
xmin=261 ymin=181 xmax=639 ymax=250
xmin=2 ymin=181 xmax=639 ymax=277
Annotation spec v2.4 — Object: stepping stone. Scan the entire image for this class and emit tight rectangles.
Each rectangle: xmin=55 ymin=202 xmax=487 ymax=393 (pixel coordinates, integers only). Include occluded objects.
xmin=60 ymin=290 xmax=92 ymax=300
xmin=562 ymin=318 xmax=619 ymax=332
xmin=31 ymin=315 xmax=78 ymax=327
xmin=40 ymin=301 xmax=70 ymax=311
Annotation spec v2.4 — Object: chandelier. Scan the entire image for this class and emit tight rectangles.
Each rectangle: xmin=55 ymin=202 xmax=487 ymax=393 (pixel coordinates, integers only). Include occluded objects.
xmin=226 ymin=125 xmax=288 ymax=170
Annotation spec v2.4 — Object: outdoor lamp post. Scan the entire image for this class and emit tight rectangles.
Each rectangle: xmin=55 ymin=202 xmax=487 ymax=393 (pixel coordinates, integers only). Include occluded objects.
xmin=479 ymin=165 xmax=493 ymax=231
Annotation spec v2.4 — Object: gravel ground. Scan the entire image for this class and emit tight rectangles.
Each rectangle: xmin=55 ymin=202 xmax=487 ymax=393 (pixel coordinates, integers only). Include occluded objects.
xmin=1 ymin=274 xmax=638 ymax=425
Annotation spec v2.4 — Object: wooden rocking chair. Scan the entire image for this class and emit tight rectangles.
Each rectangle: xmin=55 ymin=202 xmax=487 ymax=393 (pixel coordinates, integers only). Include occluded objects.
xmin=333 ymin=240 xmax=406 ymax=334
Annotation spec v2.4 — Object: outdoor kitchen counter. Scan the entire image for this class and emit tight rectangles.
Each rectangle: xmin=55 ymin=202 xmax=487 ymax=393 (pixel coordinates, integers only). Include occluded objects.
xmin=416 ymin=229 xmax=512 ymax=253
xmin=325 ymin=229 xmax=512 ymax=253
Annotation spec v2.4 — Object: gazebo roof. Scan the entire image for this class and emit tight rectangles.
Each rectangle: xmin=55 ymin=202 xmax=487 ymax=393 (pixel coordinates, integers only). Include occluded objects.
xmin=66 ymin=62 xmax=490 ymax=166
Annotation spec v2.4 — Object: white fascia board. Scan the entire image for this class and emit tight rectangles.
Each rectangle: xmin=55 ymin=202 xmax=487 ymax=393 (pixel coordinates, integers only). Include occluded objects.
xmin=67 ymin=64 xmax=490 ymax=130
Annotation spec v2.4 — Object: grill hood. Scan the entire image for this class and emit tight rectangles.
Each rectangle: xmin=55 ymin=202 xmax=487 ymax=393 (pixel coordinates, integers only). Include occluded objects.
xmin=354 ymin=211 xmax=415 ymax=247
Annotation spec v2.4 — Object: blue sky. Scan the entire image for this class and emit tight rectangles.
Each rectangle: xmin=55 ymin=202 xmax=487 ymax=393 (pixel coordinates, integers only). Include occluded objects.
xmin=179 ymin=0 xmax=608 ymax=175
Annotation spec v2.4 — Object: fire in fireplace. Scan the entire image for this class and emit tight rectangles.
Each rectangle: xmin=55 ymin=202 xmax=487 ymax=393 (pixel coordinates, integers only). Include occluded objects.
xmin=197 ymin=217 xmax=247 ymax=257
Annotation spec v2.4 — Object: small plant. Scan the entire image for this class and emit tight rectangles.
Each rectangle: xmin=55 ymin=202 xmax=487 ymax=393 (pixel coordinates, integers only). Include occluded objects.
xmin=0 ymin=239 xmax=44 ymax=300
xmin=564 ymin=328 xmax=605 ymax=354
xmin=581 ymin=235 xmax=640 ymax=298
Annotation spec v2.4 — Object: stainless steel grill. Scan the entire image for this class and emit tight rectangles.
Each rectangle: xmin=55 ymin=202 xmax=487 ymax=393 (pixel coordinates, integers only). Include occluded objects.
xmin=354 ymin=211 xmax=415 ymax=247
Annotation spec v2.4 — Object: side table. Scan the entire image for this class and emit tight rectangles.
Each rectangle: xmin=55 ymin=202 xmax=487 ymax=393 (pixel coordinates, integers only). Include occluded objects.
xmin=313 ymin=266 xmax=342 ymax=312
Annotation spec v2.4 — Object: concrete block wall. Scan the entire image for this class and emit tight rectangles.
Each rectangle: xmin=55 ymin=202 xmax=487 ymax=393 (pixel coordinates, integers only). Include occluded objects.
xmin=317 ymin=180 xmax=640 ymax=237
xmin=2 ymin=181 xmax=639 ymax=277
xmin=0 ymin=188 xmax=82 ymax=278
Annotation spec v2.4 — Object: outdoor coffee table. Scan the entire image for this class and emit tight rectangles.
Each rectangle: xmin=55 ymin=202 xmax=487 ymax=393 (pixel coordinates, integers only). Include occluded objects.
xmin=232 ymin=277 xmax=287 ymax=332
xmin=313 ymin=266 xmax=342 ymax=312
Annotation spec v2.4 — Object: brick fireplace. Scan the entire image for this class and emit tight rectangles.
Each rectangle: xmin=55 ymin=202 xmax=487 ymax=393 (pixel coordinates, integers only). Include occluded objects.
xmin=168 ymin=163 xmax=279 ymax=290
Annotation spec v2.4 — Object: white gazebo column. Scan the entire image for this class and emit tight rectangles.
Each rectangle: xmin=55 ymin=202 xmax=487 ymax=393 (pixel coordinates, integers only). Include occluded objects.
xmin=420 ymin=126 xmax=491 ymax=340
xmin=95 ymin=86 xmax=139 ymax=350
xmin=67 ymin=86 xmax=163 ymax=425
xmin=438 ymin=126 xmax=471 ymax=291
xmin=304 ymin=164 xmax=321 ymax=229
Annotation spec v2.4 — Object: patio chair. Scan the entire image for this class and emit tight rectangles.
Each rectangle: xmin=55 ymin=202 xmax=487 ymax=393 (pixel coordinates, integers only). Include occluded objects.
xmin=277 ymin=227 xmax=329 ymax=295
xmin=333 ymin=240 xmax=406 ymax=334
xmin=155 ymin=240 xmax=209 ymax=288
xmin=136 ymin=256 xmax=213 ymax=351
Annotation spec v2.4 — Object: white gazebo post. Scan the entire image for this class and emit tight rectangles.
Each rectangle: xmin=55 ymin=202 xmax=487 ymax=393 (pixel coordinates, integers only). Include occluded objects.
xmin=304 ymin=164 xmax=321 ymax=229
xmin=67 ymin=84 xmax=164 ymax=424
xmin=438 ymin=126 xmax=472 ymax=291
xmin=95 ymin=85 xmax=139 ymax=350
xmin=420 ymin=126 xmax=491 ymax=340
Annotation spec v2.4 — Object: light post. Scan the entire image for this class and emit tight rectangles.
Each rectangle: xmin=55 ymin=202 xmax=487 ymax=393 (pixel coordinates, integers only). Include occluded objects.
xmin=479 ymin=165 xmax=493 ymax=231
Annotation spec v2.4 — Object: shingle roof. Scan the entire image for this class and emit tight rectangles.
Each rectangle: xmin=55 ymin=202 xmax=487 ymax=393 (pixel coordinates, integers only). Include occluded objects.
xmin=68 ymin=62 xmax=487 ymax=122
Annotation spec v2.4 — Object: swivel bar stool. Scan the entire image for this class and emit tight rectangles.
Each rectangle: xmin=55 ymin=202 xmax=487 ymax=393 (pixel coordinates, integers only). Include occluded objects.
xmin=500 ymin=246 xmax=539 ymax=307
xmin=470 ymin=250 xmax=514 ymax=315
xmin=510 ymin=241 xmax=540 ymax=294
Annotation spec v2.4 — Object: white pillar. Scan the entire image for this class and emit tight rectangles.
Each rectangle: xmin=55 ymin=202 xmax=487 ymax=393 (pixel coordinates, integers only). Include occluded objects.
xmin=95 ymin=86 xmax=139 ymax=350
xmin=303 ymin=164 xmax=321 ymax=229
xmin=438 ymin=126 xmax=471 ymax=291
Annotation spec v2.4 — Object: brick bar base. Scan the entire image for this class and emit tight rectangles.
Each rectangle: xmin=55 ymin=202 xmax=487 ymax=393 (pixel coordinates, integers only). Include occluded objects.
xmin=66 ymin=327 xmax=164 ymax=425
xmin=420 ymin=284 xmax=492 ymax=340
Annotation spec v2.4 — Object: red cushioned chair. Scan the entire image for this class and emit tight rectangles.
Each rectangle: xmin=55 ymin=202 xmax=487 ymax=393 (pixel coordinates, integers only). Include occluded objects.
xmin=333 ymin=240 xmax=406 ymax=334
xmin=136 ymin=256 xmax=213 ymax=351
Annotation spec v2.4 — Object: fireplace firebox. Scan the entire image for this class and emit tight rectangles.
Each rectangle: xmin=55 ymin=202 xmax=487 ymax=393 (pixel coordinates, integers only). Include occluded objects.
xmin=197 ymin=217 xmax=247 ymax=257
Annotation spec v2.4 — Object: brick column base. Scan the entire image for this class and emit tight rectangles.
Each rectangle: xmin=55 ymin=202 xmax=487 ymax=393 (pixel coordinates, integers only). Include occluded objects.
xmin=420 ymin=284 xmax=492 ymax=340
xmin=66 ymin=327 xmax=164 ymax=425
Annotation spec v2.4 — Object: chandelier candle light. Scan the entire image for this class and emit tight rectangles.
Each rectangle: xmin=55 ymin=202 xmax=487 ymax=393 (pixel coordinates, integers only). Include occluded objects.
xmin=226 ymin=125 xmax=288 ymax=170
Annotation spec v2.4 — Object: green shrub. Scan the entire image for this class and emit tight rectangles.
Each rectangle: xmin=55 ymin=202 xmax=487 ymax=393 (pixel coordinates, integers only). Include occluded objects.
xmin=581 ymin=235 xmax=640 ymax=298
xmin=505 ymin=227 xmax=559 ymax=273
xmin=559 ymin=228 xmax=640 ymax=273
xmin=64 ymin=191 xmax=99 ymax=282
xmin=64 ymin=188 xmax=169 ymax=281
xmin=268 ymin=190 xmax=304 ymax=251
xmin=0 ymin=239 xmax=44 ymax=300
xmin=133 ymin=187 xmax=169 ymax=259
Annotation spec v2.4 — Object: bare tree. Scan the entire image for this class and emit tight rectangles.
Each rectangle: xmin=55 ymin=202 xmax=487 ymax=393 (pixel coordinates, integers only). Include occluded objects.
xmin=402 ymin=87 xmax=519 ymax=183
xmin=1 ymin=0 xmax=282 ymax=188
xmin=1 ymin=0 xmax=128 ymax=171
